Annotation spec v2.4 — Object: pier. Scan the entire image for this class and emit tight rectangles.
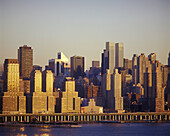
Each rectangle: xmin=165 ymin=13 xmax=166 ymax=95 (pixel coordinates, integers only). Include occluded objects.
xmin=0 ymin=112 xmax=170 ymax=123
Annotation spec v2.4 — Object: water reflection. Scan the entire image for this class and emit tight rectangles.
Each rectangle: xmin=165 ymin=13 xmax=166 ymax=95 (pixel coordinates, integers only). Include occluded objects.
xmin=16 ymin=134 xmax=27 ymax=136
xmin=34 ymin=133 xmax=50 ymax=136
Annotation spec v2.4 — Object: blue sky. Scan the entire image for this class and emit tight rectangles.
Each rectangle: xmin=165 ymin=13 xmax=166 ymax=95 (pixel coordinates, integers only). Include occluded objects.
xmin=0 ymin=0 xmax=170 ymax=70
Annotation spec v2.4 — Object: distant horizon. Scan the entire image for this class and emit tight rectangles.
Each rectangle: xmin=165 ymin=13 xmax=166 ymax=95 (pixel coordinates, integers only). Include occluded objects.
xmin=1 ymin=0 xmax=170 ymax=70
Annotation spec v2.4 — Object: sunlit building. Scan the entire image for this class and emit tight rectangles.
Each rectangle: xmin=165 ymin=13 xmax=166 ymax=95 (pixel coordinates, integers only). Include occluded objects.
xmin=101 ymin=42 xmax=115 ymax=75
xmin=3 ymin=59 xmax=26 ymax=114
xmin=115 ymin=43 xmax=124 ymax=68
xmin=81 ymin=99 xmax=103 ymax=113
xmin=61 ymin=77 xmax=80 ymax=113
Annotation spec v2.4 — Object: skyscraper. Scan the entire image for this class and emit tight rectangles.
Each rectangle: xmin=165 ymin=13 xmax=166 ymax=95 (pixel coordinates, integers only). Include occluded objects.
xmin=49 ymin=52 xmax=70 ymax=77
xmin=132 ymin=54 xmax=138 ymax=85
xmin=18 ymin=45 xmax=33 ymax=79
xmin=168 ymin=52 xmax=170 ymax=66
xmin=148 ymin=53 xmax=156 ymax=62
xmin=101 ymin=42 xmax=115 ymax=75
xmin=71 ymin=56 xmax=84 ymax=79
xmin=31 ymin=70 xmax=55 ymax=114
xmin=111 ymin=69 xmax=124 ymax=112
xmin=137 ymin=53 xmax=150 ymax=85
xmin=153 ymin=67 xmax=165 ymax=112
xmin=61 ymin=77 xmax=80 ymax=113
xmin=3 ymin=59 xmax=26 ymax=114
xmin=115 ymin=43 xmax=124 ymax=68
xmin=102 ymin=69 xmax=111 ymax=108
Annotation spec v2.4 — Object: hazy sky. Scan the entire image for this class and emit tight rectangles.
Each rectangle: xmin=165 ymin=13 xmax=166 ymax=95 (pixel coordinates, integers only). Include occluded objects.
xmin=0 ymin=0 xmax=170 ymax=70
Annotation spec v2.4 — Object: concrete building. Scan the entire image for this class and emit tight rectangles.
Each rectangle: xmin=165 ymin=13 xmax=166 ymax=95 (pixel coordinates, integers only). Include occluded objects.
xmin=71 ymin=56 xmax=84 ymax=79
xmin=132 ymin=54 xmax=138 ymax=85
xmin=92 ymin=61 xmax=100 ymax=68
xmin=31 ymin=70 xmax=55 ymax=114
xmin=81 ymin=99 xmax=103 ymax=113
xmin=101 ymin=42 xmax=115 ymax=75
xmin=115 ymin=43 xmax=124 ymax=68
xmin=148 ymin=53 xmax=156 ymax=62
xmin=61 ymin=77 xmax=81 ymax=113
xmin=42 ymin=70 xmax=55 ymax=113
xmin=111 ymin=69 xmax=124 ymax=112
xmin=137 ymin=53 xmax=150 ymax=85
xmin=3 ymin=59 xmax=26 ymax=114
xmin=49 ymin=52 xmax=70 ymax=77
xmin=123 ymin=58 xmax=132 ymax=75
xmin=168 ymin=52 xmax=170 ymax=66
xmin=102 ymin=69 xmax=111 ymax=108
xmin=153 ymin=67 xmax=165 ymax=112
xmin=33 ymin=65 xmax=42 ymax=72
xmin=18 ymin=45 xmax=33 ymax=79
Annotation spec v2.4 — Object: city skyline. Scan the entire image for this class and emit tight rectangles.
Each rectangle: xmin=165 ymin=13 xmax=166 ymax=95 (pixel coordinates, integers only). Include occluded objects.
xmin=0 ymin=0 xmax=170 ymax=70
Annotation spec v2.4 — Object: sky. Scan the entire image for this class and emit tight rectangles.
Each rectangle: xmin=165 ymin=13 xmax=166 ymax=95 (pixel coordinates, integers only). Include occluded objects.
xmin=0 ymin=0 xmax=170 ymax=70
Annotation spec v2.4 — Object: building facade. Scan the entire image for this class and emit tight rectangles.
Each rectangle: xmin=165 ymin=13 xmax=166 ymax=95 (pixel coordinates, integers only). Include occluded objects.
xmin=71 ymin=56 xmax=84 ymax=79
xmin=101 ymin=42 xmax=115 ymax=75
xmin=61 ymin=77 xmax=80 ymax=113
xmin=115 ymin=43 xmax=124 ymax=68
xmin=3 ymin=59 xmax=26 ymax=114
xmin=18 ymin=45 xmax=33 ymax=79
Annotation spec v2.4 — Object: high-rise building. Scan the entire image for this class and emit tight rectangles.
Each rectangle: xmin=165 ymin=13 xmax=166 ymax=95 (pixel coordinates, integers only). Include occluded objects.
xmin=111 ymin=69 xmax=124 ymax=112
xmin=61 ymin=77 xmax=80 ymax=113
xmin=148 ymin=53 xmax=156 ymax=62
xmin=123 ymin=58 xmax=132 ymax=75
xmin=115 ymin=43 xmax=124 ymax=68
xmin=92 ymin=61 xmax=100 ymax=68
xmin=137 ymin=53 xmax=150 ymax=85
xmin=3 ymin=59 xmax=26 ymax=114
xmin=153 ymin=67 xmax=165 ymax=112
xmin=49 ymin=52 xmax=70 ymax=77
xmin=42 ymin=70 xmax=54 ymax=93
xmin=168 ymin=52 xmax=170 ymax=66
xmin=31 ymin=70 xmax=55 ymax=114
xmin=101 ymin=42 xmax=114 ymax=75
xmin=132 ymin=54 xmax=138 ymax=85
xmin=71 ymin=56 xmax=84 ymax=79
xmin=18 ymin=45 xmax=33 ymax=79
xmin=42 ymin=70 xmax=55 ymax=113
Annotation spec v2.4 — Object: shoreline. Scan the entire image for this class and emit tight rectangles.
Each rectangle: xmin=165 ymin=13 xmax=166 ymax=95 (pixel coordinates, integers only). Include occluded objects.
xmin=1 ymin=120 xmax=170 ymax=128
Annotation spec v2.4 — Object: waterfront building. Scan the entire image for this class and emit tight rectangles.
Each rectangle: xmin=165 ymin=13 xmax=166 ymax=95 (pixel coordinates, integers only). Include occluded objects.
xmin=31 ymin=70 xmax=55 ymax=114
xmin=115 ymin=43 xmax=124 ymax=68
xmin=3 ymin=59 xmax=26 ymax=114
xmin=111 ymin=69 xmax=124 ymax=112
xmin=61 ymin=77 xmax=81 ymax=113
xmin=101 ymin=42 xmax=115 ymax=75
xmin=18 ymin=45 xmax=33 ymax=79
xmin=81 ymin=99 xmax=103 ymax=113
xmin=153 ymin=66 xmax=165 ymax=112
xmin=71 ymin=56 xmax=84 ymax=79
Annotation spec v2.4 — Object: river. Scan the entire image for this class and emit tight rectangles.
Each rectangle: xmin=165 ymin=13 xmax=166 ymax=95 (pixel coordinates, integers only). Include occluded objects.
xmin=0 ymin=123 xmax=170 ymax=136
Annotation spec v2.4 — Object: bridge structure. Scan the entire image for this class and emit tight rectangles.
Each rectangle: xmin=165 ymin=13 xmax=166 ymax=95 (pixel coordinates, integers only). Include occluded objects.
xmin=0 ymin=112 xmax=170 ymax=123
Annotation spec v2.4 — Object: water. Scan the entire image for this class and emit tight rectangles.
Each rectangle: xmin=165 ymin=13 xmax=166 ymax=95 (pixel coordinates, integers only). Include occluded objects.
xmin=0 ymin=123 xmax=170 ymax=136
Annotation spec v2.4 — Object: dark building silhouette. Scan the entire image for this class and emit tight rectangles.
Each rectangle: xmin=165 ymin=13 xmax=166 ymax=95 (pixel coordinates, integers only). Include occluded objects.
xmin=71 ymin=56 xmax=84 ymax=79
xmin=18 ymin=45 xmax=33 ymax=79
